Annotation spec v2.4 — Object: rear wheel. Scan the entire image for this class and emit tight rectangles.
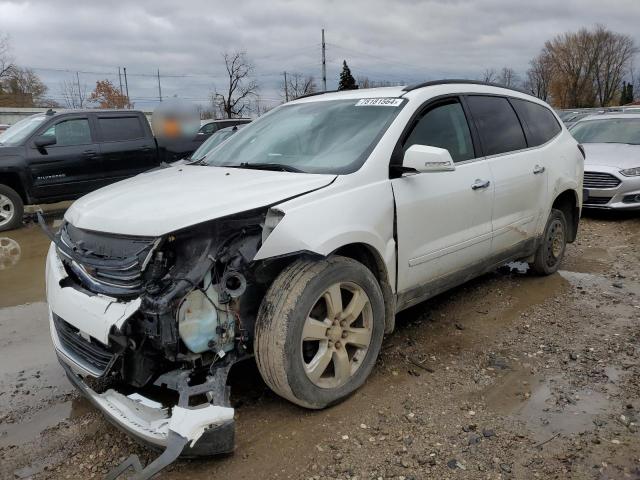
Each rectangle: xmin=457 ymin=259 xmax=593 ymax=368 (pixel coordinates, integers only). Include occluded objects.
xmin=529 ymin=208 xmax=567 ymax=275
xmin=254 ymin=256 xmax=385 ymax=409
xmin=0 ymin=185 xmax=23 ymax=232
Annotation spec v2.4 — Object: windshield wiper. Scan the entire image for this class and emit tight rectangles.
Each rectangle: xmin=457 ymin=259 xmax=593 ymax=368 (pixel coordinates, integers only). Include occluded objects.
xmin=230 ymin=162 xmax=304 ymax=173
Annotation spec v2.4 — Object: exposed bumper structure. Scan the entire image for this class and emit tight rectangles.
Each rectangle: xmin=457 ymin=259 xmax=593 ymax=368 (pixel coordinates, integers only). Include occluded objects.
xmin=46 ymin=242 xmax=236 ymax=477
xmin=59 ymin=359 xmax=235 ymax=456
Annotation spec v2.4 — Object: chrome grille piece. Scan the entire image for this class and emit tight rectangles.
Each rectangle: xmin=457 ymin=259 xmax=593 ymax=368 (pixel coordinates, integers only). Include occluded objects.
xmin=583 ymin=172 xmax=621 ymax=189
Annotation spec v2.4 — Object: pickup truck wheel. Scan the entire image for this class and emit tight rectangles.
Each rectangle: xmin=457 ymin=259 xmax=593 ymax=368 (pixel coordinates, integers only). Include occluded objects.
xmin=255 ymin=256 xmax=385 ymax=409
xmin=529 ymin=208 xmax=567 ymax=275
xmin=0 ymin=185 xmax=23 ymax=232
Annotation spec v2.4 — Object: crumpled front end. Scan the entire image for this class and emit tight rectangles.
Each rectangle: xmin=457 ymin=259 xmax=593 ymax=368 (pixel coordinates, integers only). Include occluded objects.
xmin=43 ymin=208 xmax=282 ymax=476
xmin=47 ymin=243 xmax=235 ymax=456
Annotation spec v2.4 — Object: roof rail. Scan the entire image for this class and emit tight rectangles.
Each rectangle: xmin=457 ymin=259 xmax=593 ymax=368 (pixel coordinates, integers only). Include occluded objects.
xmin=402 ymin=79 xmax=529 ymax=95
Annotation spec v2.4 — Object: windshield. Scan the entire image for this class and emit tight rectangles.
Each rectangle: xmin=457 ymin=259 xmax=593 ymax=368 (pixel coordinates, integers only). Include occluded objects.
xmin=570 ymin=118 xmax=640 ymax=144
xmin=202 ymin=98 xmax=405 ymax=174
xmin=191 ymin=127 xmax=240 ymax=161
xmin=0 ymin=114 xmax=48 ymax=146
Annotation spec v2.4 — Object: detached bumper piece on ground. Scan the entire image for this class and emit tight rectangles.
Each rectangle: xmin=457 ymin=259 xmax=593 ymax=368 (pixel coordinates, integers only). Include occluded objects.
xmin=60 ymin=360 xmax=235 ymax=480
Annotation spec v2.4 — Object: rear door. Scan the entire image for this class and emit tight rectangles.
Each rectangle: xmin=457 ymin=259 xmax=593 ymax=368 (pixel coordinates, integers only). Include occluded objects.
xmin=465 ymin=95 xmax=547 ymax=256
xmin=95 ymin=113 xmax=157 ymax=185
xmin=392 ymin=97 xmax=494 ymax=297
xmin=26 ymin=114 xmax=101 ymax=199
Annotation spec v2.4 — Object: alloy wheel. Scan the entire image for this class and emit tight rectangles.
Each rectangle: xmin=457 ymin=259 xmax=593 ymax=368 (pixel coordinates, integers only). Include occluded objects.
xmin=0 ymin=194 xmax=15 ymax=228
xmin=301 ymin=281 xmax=373 ymax=389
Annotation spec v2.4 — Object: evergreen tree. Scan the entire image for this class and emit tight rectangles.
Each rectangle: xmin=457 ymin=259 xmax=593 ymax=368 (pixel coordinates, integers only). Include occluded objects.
xmin=621 ymin=82 xmax=629 ymax=104
xmin=338 ymin=60 xmax=358 ymax=91
xmin=621 ymin=81 xmax=635 ymax=104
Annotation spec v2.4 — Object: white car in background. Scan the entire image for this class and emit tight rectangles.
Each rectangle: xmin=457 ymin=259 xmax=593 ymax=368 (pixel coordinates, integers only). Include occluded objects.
xmin=43 ymin=80 xmax=583 ymax=477
xmin=570 ymin=113 xmax=640 ymax=209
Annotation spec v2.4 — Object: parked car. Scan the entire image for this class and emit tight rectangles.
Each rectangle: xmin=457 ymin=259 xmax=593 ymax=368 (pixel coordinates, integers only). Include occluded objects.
xmin=188 ymin=124 xmax=247 ymax=162
xmin=570 ymin=113 xmax=640 ymax=209
xmin=0 ymin=109 xmax=161 ymax=231
xmin=564 ymin=112 xmax=593 ymax=129
xmin=43 ymin=80 xmax=583 ymax=476
xmin=155 ymin=118 xmax=251 ymax=164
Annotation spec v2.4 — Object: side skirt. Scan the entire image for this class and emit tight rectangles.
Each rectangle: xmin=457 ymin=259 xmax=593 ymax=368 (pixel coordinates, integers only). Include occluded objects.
xmin=395 ymin=238 xmax=537 ymax=313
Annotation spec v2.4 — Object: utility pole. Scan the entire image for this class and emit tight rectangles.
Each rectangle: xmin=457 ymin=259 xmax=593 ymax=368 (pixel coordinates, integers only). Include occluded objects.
xmin=75 ymin=72 xmax=82 ymax=108
xmin=157 ymin=68 xmax=162 ymax=103
xmin=283 ymin=71 xmax=289 ymax=102
xmin=321 ymin=29 xmax=327 ymax=91
xmin=118 ymin=67 xmax=124 ymax=96
xmin=123 ymin=67 xmax=130 ymax=108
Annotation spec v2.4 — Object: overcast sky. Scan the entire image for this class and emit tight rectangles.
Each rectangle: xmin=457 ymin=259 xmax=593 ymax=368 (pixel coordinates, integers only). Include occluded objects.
xmin=1 ymin=0 xmax=639 ymax=111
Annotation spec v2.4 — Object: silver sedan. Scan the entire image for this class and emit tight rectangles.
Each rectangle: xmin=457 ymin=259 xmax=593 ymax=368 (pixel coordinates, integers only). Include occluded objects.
xmin=570 ymin=114 xmax=640 ymax=210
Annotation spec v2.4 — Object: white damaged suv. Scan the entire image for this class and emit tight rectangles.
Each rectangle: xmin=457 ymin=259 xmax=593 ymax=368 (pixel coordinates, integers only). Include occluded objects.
xmin=43 ymin=80 xmax=583 ymax=473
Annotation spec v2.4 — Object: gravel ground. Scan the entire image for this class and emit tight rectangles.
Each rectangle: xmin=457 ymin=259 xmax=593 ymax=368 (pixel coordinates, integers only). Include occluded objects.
xmin=1 ymin=211 xmax=639 ymax=480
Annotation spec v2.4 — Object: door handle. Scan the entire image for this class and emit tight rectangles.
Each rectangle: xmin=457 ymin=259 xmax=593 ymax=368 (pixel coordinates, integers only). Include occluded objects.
xmin=533 ymin=165 xmax=546 ymax=174
xmin=471 ymin=179 xmax=491 ymax=190
xmin=83 ymin=149 xmax=97 ymax=158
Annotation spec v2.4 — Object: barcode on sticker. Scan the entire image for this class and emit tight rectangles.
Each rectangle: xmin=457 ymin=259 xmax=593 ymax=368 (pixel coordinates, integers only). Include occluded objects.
xmin=355 ymin=98 xmax=403 ymax=107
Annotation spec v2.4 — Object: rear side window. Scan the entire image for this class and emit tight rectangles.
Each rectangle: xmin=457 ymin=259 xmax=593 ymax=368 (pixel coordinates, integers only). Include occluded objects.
xmin=466 ymin=96 xmax=527 ymax=156
xmin=511 ymin=99 xmax=561 ymax=146
xmin=98 ymin=117 xmax=144 ymax=142
xmin=43 ymin=118 xmax=92 ymax=146
xmin=404 ymin=101 xmax=475 ymax=162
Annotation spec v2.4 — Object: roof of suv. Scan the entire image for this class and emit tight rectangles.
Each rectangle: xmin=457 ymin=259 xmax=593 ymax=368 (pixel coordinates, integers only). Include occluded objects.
xmin=292 ymin=80 xmax=539 ymax=104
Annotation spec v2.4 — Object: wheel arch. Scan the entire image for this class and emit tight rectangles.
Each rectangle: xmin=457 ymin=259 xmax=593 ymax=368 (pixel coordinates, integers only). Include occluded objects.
xmin=0 ymin=171 xmax=28 ymax=203
xmin=551 ymin=189 xmax=580 ymax=243
xmin=331 ymin=242 xmax=396 ymax=334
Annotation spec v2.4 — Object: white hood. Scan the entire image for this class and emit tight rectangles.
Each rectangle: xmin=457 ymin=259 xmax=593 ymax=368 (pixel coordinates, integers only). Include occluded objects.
xmin=65 ymin=165 xmax=335 ymax=236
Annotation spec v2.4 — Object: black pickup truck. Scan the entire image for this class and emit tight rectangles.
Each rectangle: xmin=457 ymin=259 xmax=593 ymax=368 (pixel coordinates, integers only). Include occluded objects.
xmin=0 ymin=109 xmax=162 ymax=231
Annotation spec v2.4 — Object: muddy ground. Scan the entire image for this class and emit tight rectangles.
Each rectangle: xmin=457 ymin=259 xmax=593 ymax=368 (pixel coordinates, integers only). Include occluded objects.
xmin=1 ymin=210 xmax=639 ymax=480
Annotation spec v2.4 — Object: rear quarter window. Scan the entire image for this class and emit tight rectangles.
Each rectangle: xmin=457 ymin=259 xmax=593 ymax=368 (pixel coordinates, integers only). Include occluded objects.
xmin=98 ymin=116 xmax=145 ymax=142
xmin=511 ymin=99 xmax=562 ymax=147
xmin=465 ymin=95 xmax=527 ymax=156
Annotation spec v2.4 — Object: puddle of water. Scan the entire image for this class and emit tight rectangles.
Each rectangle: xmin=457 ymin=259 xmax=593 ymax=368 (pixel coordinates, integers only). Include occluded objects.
xmin=0 ymin=397 xmax=92 ymax=448
xmin=519 ymin=380 xmax=611 ymax=440
xmin=0 ymin=220 xmax=61 ymax=309
xmin=485 ymin=368 xmax=616 ymax=442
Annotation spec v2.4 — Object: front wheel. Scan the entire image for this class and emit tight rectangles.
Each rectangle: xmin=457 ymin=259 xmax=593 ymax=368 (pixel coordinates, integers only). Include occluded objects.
xmin=0 ymin=185 xmax=24 ymax=232
xmin=529 ymin=208 xmax=567 ymax=275
xmin=254 ymin=256 xmax=385 ymax=409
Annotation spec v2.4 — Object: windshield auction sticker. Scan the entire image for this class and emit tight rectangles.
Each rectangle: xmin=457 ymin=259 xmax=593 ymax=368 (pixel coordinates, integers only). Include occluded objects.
xmin=355 ymin=98 xmax=403 ymax=106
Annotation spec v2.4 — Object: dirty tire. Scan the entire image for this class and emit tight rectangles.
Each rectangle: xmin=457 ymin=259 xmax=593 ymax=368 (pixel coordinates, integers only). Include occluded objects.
xmin=529 ymin=208 xmax=567 ymax=275
xmin=254 ymin=256 xmax=385 ymax=409
xmin=0 ymin=184 xmax=24 ymax=232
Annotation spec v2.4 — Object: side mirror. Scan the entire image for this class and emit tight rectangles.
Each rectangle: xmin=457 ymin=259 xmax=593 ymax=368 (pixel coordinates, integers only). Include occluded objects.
xmin=402 ymin=145 xmax=455 ymax=173
xmin=34 ymin=135 xmax=57 ymax=149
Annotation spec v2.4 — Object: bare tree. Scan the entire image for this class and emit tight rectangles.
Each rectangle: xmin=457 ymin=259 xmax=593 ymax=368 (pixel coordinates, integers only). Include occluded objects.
xmin=213 ymin=51 xmax=258 ymax=118
xmin=281 ymin=72 xmax=316 ymax=101
xmin=591 ymin=25 xmax=637 ymax=106
xmin=0 ymin=33 xmax=15 ymax=81
xmin=481 ymin=68 xmax=497 ymax=83
xmin=545 ymin=28 xmax=601 ymax=108
xmin=525 ymin=51 xmax=553 ymax=101
xmin=498 ymin=67 xmax=519 ymax=88
xmin=60 ymin=77 xmax=89 ymax=109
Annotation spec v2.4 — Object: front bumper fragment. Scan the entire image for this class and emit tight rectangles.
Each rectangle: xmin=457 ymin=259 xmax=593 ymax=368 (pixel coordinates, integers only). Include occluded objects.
xmin=59 ymin=356 xmax=235 ymax=457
